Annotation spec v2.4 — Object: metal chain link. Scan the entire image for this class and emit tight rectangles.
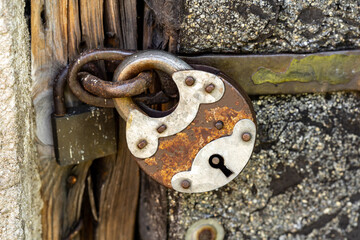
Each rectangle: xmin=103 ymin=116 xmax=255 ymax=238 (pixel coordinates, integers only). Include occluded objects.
xmin=53 ymin=49 xmax=182 ymax=117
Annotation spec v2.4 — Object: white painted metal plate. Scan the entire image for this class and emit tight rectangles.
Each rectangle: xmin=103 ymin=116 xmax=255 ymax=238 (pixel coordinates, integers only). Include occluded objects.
xmin=171 ymin=119 xmax=256 ymax=193
xmin=126 ymin=70 xmax=225 ymax=159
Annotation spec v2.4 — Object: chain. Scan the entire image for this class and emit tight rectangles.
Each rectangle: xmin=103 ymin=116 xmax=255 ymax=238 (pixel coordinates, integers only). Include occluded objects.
xmin=53 ymin=49 xmax=179 ymax=116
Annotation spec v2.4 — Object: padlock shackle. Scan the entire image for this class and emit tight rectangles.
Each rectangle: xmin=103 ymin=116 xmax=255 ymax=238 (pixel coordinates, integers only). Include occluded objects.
xmin=53 ymin=65 xmax=69 ymax=116
xmin=68 ymin=49 xmax=135 ymax=108
xmin=53 ymin=57 xmax=113 ymax=116
xmin=113 ymin=50 xmax=193 ymax=119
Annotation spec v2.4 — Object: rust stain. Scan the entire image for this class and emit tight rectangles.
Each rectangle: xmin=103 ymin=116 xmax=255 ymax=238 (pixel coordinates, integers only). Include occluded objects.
xmin=204 ymin=106 xmax=253 ymax=123
xmin=144 ymin=157 xmax=157 ymax=166
xmin=135 ymin=75 xmax=256 ymax=188
xmin=151 ymin=106 xmax=250 ymax=188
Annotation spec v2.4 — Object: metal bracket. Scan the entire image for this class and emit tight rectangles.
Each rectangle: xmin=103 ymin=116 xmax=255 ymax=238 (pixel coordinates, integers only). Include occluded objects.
xmin=181 ymin=50 xmax=360 ymax=95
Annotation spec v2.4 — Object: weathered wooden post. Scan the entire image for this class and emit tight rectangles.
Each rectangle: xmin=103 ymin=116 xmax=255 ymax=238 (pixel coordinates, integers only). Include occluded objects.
xmin=31 ymin=0 xmax=139 ymax=239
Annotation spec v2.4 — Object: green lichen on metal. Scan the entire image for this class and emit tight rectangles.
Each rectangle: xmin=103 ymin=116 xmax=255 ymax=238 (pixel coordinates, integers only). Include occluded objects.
xmin=252 ymin=54 xmax=360 ymax=85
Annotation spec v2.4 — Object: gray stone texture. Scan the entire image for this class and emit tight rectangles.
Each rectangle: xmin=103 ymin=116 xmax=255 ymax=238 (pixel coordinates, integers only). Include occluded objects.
xmin=180 ymin=0 xmax=360 ymax=53
xmin=169 ymin=92 xmax=360 ymax=239
xmin=0 ymin=0 xmax=42 ymax=239
xmin=171 ymin=0 xmax=360 ymax=239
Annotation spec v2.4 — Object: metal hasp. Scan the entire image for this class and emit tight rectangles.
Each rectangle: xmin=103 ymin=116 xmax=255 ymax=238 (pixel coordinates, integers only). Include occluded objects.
xmin=113 ymin=50 xmax=256 ymax=193
xmin=52 ymin=106 xmax=117 ymax=165
xmin=181 ymin=50 xmax=360 ymax=95
xmin=52 ymin=67 xmax=117 ymax=166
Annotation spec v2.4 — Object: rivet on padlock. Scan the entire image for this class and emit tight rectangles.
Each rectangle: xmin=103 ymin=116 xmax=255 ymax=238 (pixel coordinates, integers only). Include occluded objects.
xmin=52 ymin=67 xmax=117 ymax=166
xmin=113 ymin=50 xmax=256 ymax=193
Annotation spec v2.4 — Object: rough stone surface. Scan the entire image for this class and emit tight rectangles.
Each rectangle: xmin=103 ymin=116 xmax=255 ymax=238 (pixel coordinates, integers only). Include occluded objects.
xmin=0 ymin=0 xmax=42 ymax=239
xmin=180 ymin=0 xmax=360 ymax=53
xmin=168 ymin=92 xmax=360 ymax=239
xmin=170 ymin=0 xmax=360 ymax=239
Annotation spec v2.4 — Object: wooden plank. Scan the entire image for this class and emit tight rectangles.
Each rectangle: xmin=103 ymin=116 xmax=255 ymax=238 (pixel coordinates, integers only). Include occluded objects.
xmin=91 ymin=1 xmax=140 ymax=239
xmin=32 ymin=0 xmax=140 ymax=239
xmin=119 ymin=0 xmax=137 ymax=49
xmin=104 ymin=0 xmax=137 ymax=49
xmin=31 ymin=0 xmax=91 ymax=239
xmin=143 ymin=0 xmax=182 ymax=52
xmin=79 ymin=0 xmax=104 ymax=49
xmin=68 ymin=0 xmax=81 ymax=60
xmin=31 ymin=0 xmax=147 ymax=238
xmin=138 ymin=172 xmax=168 ymax=240
xmin=91 ymin=121 xmax=140 ymax=239
xmin=142 ymin=3 xmax=168 ymax=50
xmin=104 ymin=0 xmax=122 ymax=47
xmin=32 ymin=0 xmax=68 ymax=98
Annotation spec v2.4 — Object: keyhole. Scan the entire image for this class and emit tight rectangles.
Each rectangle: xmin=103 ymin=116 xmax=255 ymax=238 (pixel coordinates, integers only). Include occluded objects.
xmin=208 ymin=154 xmax=233 ymax=177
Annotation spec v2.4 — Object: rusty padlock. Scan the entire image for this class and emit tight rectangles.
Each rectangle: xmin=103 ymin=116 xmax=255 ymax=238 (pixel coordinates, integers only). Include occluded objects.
xmin=113 ymin=50 xmax=256 ymax=193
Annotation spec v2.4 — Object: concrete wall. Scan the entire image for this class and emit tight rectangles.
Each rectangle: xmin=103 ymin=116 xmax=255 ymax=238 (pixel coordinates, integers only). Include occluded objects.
xmin=0 ymin=0 xmax=42 ymax=239
xmin=170 ymin=1 xmax=360 ymax=239
xmin=180 ymin=0 xmax=360 ymax=54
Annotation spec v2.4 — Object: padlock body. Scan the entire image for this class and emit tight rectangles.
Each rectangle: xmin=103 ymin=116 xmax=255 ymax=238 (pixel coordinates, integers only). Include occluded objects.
xmin=111 ymin=50 xmax=256 ymax=193
xmin=52 ymin=106 xmax=117 ymax=165
xmin=129 ymin=69 xmax=256 ymax=192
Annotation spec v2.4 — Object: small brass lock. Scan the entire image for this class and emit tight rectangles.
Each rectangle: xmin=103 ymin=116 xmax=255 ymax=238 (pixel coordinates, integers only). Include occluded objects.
xmin=113 ymin=51 xmax=256 ymax=193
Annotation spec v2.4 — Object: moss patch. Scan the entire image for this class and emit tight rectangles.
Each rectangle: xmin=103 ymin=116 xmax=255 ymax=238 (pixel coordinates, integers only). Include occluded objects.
xmin=252 ymin=54 xmax=360 ymax=85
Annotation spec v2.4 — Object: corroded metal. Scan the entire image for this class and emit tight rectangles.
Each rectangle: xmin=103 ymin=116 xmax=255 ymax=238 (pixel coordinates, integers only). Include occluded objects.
xmin=53 ymin=62 xmax=106 ymax=116
xmin=52 ymin=106 xmax=117 ymax=166
xmin=123 ymin=70 xmax=226 ymax=160
xmin=53 ymin=66 xmax=69 ymax=116
xmin=242 ymin=132 xmax=252 ymax=142
xmin=67 ymin=49 xmax=134 ymax=108
xmin=181 ymin=180 xmax=191 ymax=189
xmin=181 ymin=50 xmax=360 ymax=95
xmin=79 ymin=71 xmax=153 ymax=98
xmin=185 ymin=219 xmax=225 ymax=240
xmin=52 ymin=59 xmax=117 ymax=166
xmin=126 ymin=64 xmax=256 ymax=189
xmin=171 ymin=119 xmax=256 ymax=193
xmin=113 ymin=50 xmax=193 ymax=120
xmin=133 ymin=91 xmax=171 ymax=105
xmin=185 ymin=76 xmax=195 ymax=86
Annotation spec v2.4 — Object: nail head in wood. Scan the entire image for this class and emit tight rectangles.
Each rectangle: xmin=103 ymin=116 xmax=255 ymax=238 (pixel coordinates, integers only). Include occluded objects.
xmin=67 ymin=175 xmax=77 ymax=185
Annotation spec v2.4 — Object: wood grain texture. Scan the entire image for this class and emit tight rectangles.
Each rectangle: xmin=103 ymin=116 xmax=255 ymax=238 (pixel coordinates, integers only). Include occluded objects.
xmin=104 ymin=0 xmax=122 ymax=48
xmin=92 ymin=120 xmax=140 ymax=240
xmin=68 ymin=0 xmax=81 ymax=60
xmin=80 ymin=0 xmax=104 ymax=49
xmin=138 ymin=172 xmax=168 ymax=240
xmin=32 ymin=0 xmax=68 ymax=98
xmin=32 ymin=0 xmax=140 ymax=239
xmin=103 ymin=0 xmax=137 ymax=49
xmin=90 ymin=1 xmax=140 ymax=239
xmin=32 ymin=1 xmax=89 ymax=239
xmin=142 ymin=4 xmax=167 ymax=50
xmin=119 ymin=0 xmax=137 ymax=49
